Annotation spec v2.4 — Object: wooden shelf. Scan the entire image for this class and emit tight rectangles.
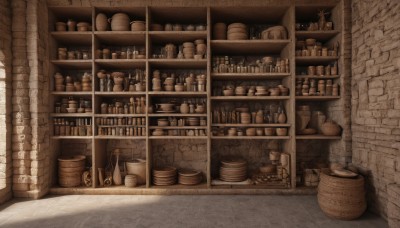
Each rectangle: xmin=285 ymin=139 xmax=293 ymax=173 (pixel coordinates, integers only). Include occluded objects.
xmin=151 ymin=183 xmax=208 ymax=189
xmin=94 ymin=136 xmax=146 ymax=140
xmin=95 ymin=91 xmax=146 ymax=96
xmin=211 ymin=96 xmax=290 ymax=101
xmin=295 ymin=56 xmax=339 ymax=65
xmin=51 ymin=60 xmax=92 ymax=69
xmin=148 ymin=59 xmax=207 ymax=68
xmin=149 ymin=113 xmax=207 ymax=117
xmin=149 ymin=136 xmax=208 ymax=139
xmin=295 ymin=75 xmax=340 ymax=79
xmin=149 ymin=126 xmax=208 ymax=129
xmin=211 ymin=73 xmax=290 ymax=80
xmin=52 ymin=136 xmax=92 ymax=139
xmin=295 ymin=30 xmax=340 ymax=41
xmin=212 ymin=124 xmax=290 ymax=127
xmin=211 ymin=40 xmax=290 ymax=55
xmin=296 ymin=135 xmax=341 ymax=140
xmin=50 ymin=113 xmax=92 ymax=117
xmin=51 ymin=91 xmax=92 ymax=96
xmin=148 ymin=91 xmax=207 ymax=97
xmin=95 ymin=59 xmax=146 ymax=68
xmin=95 ymin=114 xmax=146 ymax=117
xmin=149 ymin=31 xmax=207 ymax=43
xmin=51 ymin=31 xmax=92 ymax=45
xmin=94 ymin=31 xmax=146 ymax=45
xmin=296 ymin=96 xmax=340 ymax=101
xmin=211 ymin=136 xmax=290 ymax=140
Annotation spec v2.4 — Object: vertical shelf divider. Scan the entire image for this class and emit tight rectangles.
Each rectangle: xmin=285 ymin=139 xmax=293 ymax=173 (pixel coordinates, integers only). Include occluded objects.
xmin=206 ymin=6 xmax=212 ymax=188
xmin=145 ymin=6 xmax=151 ymax=188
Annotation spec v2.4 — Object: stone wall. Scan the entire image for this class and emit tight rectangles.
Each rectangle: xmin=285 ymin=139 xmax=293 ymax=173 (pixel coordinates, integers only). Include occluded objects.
xmin=0 ymin=0 xmax=13 ymax=204
xmin=351 ymin=0 xmax=400 ymax=220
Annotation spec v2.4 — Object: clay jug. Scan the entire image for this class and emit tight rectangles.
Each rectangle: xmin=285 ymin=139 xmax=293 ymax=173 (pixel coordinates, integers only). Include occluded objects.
xmin=278 ymin=112 xmax=287 ymax=124
xmin=180 ymin=102 xmax=189 ymax=114
xmin=321 ymin=119 xmax=341 ymax=136
xmin=96 ymin=13 xmax=109 ymax=31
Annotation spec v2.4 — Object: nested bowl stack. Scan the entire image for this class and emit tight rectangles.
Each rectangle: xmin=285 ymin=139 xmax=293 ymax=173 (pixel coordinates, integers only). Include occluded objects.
xmin=227 ymin=23 xmax=248 ymax=40
xmin=153 ymin=166 xmax=177 ymax=186
xmin=219 ymin=159 xmax=247 ymax=182
xmin=178 ymin=169 xmax=202 ymax=185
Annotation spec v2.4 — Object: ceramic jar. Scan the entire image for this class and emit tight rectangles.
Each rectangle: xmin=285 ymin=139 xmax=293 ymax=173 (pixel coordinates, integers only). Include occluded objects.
xmin=110 ymin=13 xmax=130 ymax=31
xmin=67 ymin=19 xmax=76 ymax=31
xmin=321 ymin=120 xmax=341 ymax=136
xmin=96 ymin=13 xmax=109 ymax=31
xmin=131 ymin=21 xmax=145 ymax=31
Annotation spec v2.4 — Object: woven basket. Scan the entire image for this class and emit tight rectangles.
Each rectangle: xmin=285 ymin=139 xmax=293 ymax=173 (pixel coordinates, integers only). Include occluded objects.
xmin=317 ymin=170 xmax=366 ymax=220
xmin=58 ymin=155 xmax=86 ymax=187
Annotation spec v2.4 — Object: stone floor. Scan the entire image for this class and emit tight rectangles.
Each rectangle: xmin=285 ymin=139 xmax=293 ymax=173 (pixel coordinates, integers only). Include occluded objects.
xmin=0 ymin=195 xmax=387 ymax=228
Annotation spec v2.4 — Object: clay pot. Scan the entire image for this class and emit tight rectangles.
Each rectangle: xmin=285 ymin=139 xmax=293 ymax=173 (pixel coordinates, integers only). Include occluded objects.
xmin=131 ymin=21 xmax=145 ymax=31
xmin=67 ymin=19 xmax=76 ymax=31
xmin=110 ymin=13 xmax=130 ymax=31
xmin=246 ymin=128 xmax=256 ymax=136
xmin=321 ymin=119 xmax=341 ymax=136
xmin=96 ymin=13 xmax=109 ymax=31
xmin=264 ymin=128 xmax=275 ymax=136
xmin=55 ymin=22 xmax=67 ymax=31
xmin=180 ymin=103 xmax=189 ymax=114
xmin=276 ymin=128 xmax=288 ymax=136
xmin=77 ymin=22 xmax=90 ymax=31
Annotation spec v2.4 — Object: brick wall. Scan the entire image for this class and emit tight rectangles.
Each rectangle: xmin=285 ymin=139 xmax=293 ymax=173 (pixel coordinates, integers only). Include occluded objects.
xmin=0 ymin=0 xmax=12 ymax=204
xmin=351 ymin=0 xmax=400 ymax=220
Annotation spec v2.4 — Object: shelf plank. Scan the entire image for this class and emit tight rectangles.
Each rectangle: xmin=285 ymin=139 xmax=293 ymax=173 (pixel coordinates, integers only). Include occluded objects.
xmin=94 ymin=31 xmax=146 ymax=45
xmin=51 ymin=60 xmax=92 ymax=69
xmin=95 ymin=92 xmax=146 ymax=96
xmin=211 ymin=40 xmax=290 ymax=55
xmin=211 ymin=124 xmax=291 ymax=127
xmin=50 ymin=113 xmax=93 ymax=117
xmin=211 ymin=96 xmax=290 ymax=101
xmin=149 ymin=126 xmax=208 ymax=129
xmin=148 ymin=91 xmax=207 ymax=97
xmin=295 ymin=96 xmax=340 ymax=101
xmin=295 ymin=30 xmax=340 ymax=41
xmin=151 ymin=183 xmax=208 ymax=189
xmin=94 ymin=136 xmax=146 ymax=140
xmin=295 ymin=75 xmax=340 ymax=79
xmin=95 ymin=59 xmax=146 ymax=68
xmin=149 ymin=31 xmax=207 ymax=43
xmin=51 ymin=31 xmax=92 ymax=45
xmin=211 ymin=136 xmax=290 ymax=140
xmin=51 ymin=91 xmax=93 ymax=96
xmin=52 ymin=136 xmax=92 ymax=139
xmin=296 ymin=135 xmax=341 ymax=140
xmin=94 ymin=114 xmax=146 ymax=117
xmin=149 ymin=113 xmax=207 ymax=117
xmin=148 ymin=59 xmax=207 ymax=68
xmin=211 ymin=73 xmax=290 ymax=80
xmin=295 ymin=56 xmax=339 ymax=65
xmin=149 ymin=136 xmax=208 ymax=139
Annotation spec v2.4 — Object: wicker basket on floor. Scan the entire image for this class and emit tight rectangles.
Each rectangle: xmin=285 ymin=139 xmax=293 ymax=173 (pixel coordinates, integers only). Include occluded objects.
xmin=317 ymin=170 xmax=366 ymax=220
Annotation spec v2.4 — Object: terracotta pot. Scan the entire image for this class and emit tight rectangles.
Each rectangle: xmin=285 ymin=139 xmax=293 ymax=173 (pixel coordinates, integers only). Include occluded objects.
xmin=131 ymin=21 xmax=145 ymax=31
xmin=55 ymin=22 xmax=67 ymax=31
xmin=110 ymin=13 xmax=130 ymax=31
xmin=276 ymin=128 xmax=288 ymax=136
xmin=321 ymin=120 xmax=341 ymax=136
xmin=96 ymin=13 xmax=109 ymax=31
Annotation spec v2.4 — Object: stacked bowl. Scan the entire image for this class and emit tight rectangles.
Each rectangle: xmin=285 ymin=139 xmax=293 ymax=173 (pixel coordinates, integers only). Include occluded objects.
xmin=153 ymin=166 xmax=177 ymax=186
xmin=182 ymin=42 xmax=195 ymax=59
xmin=178 ymin=169 xmax=202 ymax=185
xmin=227 ymin=23 xmax=248 ymax=40
xmin=219 ymin=159 xmax=247 ymax=182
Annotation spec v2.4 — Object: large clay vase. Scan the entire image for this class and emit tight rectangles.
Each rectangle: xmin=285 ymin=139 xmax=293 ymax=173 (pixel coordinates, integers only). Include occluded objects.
xmin=96 ymin=13 xmax=109 ymax=31
xmin=321 ymin=119 xmax=341 ymax=136
xmin=113 ymin=153 xmax=122 ymax=185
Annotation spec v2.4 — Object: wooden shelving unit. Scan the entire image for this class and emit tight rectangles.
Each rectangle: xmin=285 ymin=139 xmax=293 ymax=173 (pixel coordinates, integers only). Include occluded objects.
xmin=48 ymin=2 xmax=346 ymax=194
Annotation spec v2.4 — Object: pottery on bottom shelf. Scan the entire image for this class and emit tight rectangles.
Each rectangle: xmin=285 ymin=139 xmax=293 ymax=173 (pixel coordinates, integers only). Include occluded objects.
xmin=219 ymin=158 xmax=247 ymax=182
xmin=178 ymin=169 xmax=203 ymax=185
xmin=153 ymin=166 xmax=177 ymax=186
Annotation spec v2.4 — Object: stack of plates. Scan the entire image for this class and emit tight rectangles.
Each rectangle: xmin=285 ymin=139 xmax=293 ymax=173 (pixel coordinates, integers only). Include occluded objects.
xmin=219 ymin=159 xmax=247 ymax=182
xmin=227 ymin=23 xmax=248 ymax=40
xmin=178 ymin=169 xmax=203 ymax=185
xmin=153 ymin=166 xmax=177 ymax=186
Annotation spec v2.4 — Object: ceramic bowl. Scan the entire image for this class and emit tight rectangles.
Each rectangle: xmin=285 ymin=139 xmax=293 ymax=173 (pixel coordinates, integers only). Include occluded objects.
xmin=66 ymin=108 xmax=77 ymax=113
xmin=223 ymin=89 xmax=234 ymax=96
xmin=276 ymin=128 xmax=288 ymax=136
xmin=264 ymin=128 xmax=275 ymax=136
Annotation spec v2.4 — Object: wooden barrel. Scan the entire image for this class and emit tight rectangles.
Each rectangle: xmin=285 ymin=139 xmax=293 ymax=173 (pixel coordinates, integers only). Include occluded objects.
xmin=318 ymin=170 xmax=366 ymax=220
xmin=58 ymin=155 xmax=86 ymax=187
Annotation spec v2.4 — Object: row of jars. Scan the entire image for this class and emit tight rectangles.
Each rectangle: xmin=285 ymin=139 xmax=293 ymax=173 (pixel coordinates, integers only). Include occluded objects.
xmin=212 ymin=127 xmax=288 ymax=137
xmin=212 ymin=106 xmax=286 ymax=124
xmin=151 ymin=23 xmax=206 ymax=31
xmin=212 ymin=56 xmax=290 ymax=74
xmin=96 ymin=117 xmax=146 ymax=126
xmin=296 ymin=78 xmax=339 ymax=96
xmin=54 ymin=97 xmax=92 ymax=114
xmin=100 ymin=97 xmax=146 ymax=114
xmin=154 ymin=117 xmax=207 ymax=127
xmin=152 ymin=71 xmax=206 ymax=92
xmin=98 ymin=126 xmax=146 ymax=137
xmin=216 ymin=85 xmax=289 ymax=97
xmin=295 ymin=39 xmax=339 ymax=57
xmin=301 ymin=63 xmax=338 ymax=76
xmin=54 ymin=72 xmax=92 ymax=92
xmin=95 ymin=47 xmax=146 ymax=60
xmin=154 ymin=39 xmax=206 ymax=59
xmin=57 ymin=48 xmax=91 ymax=60
xmin=152 ymin=99 xmax=206 ymax=114
xmin=97 ymin=70 xmax=146 ymax=92
xmin=54 ymin=118 xmax=92 ymax=136
xmin=152 ymin=128 xmax=207 ymax=137
xmin=55 ymin=19 xmax=91 ymax=32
